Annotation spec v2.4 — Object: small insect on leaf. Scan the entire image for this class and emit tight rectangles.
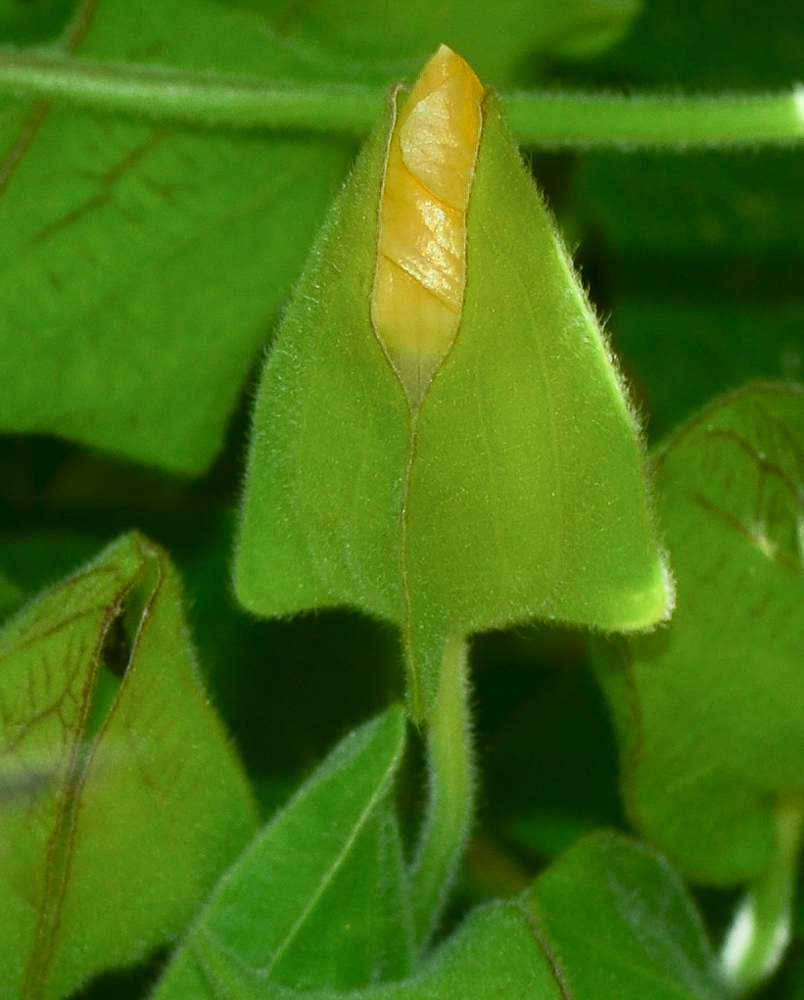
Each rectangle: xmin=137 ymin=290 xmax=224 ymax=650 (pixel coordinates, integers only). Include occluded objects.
xmin=372 ymin=45 xmax=485 ymax=406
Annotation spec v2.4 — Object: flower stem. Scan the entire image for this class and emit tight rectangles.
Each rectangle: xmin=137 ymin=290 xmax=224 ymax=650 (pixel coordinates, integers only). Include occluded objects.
xmin=1 ymin=49 xmax=803 ymax=148
xmin=411 ymin=635 xmax=474 ymax=948
xmin=720 ymin=790 xmax=804 ymax=996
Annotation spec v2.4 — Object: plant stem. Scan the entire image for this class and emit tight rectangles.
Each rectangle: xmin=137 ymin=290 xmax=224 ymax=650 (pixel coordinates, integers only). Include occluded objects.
xmin=0 ymin=49 xmax=386 ymax=134
xmin=720 ymin=790 xmax=804 ymax=996
xmin=1 ymin=49 xmax=803 ymax=148
xmin=504 ymin=89 xmax=804 ymax=148
xmin=411 ymin=635 xmax=474 ymax=948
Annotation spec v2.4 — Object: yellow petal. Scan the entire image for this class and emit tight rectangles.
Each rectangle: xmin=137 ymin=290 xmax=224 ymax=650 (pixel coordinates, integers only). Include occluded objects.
xmin=372 ymin=45 xmax=485 ymax=406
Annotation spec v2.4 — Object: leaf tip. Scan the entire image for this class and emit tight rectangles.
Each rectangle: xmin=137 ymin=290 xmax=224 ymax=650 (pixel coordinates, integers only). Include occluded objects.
xmin=615 ymin=550 xmax=676 ymax=633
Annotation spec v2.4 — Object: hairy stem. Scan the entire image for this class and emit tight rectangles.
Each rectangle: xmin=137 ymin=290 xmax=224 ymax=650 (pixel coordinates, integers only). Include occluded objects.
xmin=0 ymin=49 xmax=385 ymax=134
xmin=1 ymin=49 xmax=803 ymax=148
xmin=411 ymin=635 xmax=474 ymax=948
xmin=720 ymin=789 xmax=804 ymax=995
xmin=505 ymin=88 xmax=804 ymax=148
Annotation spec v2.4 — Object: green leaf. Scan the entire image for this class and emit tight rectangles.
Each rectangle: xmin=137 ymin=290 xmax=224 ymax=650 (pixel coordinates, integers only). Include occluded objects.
xmin=0 ymin=531 xmax=257 ymax=1000
xmin=154 ymin=706 xmax=411 ymax=998
xmin=158 ymin=897 xmax=566 ymax=1000
xmin=0 ymin=0 xmax=353 ymax=473
xmin=157 ymin=831 xmax=725 ymax=1000
xmin=224 ymin=0 xmax=640 ymax=86
xmin=526 ymin=832 xmax=727 ymax=1000
xmin=235 ymin=85 xmax=671 ymax=719
xmin=593 ymin=383 xmax=804 ymax=884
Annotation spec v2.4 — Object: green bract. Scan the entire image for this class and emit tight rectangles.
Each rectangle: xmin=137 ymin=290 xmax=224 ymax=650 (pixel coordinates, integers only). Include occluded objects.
xmin=154 ymin=708 xmax=410 ymax=997
xmin=235 ymin=88 xmax=672 ymax=719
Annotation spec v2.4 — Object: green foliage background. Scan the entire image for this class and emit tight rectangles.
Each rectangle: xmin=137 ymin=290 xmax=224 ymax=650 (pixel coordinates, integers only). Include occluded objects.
xmin=1 ymin=0 xmax=803 ymax=996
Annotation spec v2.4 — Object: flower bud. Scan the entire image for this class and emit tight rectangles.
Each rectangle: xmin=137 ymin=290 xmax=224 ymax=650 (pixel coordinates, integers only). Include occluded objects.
xmin=372 ymin=45 xmax=485 ymax=405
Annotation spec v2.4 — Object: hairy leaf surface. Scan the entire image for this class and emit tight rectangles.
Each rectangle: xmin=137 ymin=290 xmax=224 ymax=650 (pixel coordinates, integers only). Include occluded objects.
xmin=0 ymin=532 xmax=257 ymax=1000
xmin=154 ymin=707 xmax=411 ymax=997
xmin=236 ymin=87 xmax=671 ymax=719
xmin=155 ymin=830 xmax=725 ymax=999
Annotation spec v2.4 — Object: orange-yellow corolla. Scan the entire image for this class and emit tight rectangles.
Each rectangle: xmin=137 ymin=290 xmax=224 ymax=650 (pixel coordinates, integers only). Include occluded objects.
xmin=372 ymin=45 xmax=485 ymax=404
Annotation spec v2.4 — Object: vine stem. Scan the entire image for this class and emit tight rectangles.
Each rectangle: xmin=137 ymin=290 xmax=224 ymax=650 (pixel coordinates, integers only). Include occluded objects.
xmin=720 ymin=790 xmax=804 ymax=996
xmin=1 ymin=49 xmax=803 ymax=148
xmin=410 ymin=635 xmax=474 ymax=948
xmin=0 ymin=48 xmax=386 ymax=135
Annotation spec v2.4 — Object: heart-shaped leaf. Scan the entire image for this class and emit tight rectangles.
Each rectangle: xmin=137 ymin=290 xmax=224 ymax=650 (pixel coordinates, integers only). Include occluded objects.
xmin=526 ymin=832 xmax=726 ymax=1000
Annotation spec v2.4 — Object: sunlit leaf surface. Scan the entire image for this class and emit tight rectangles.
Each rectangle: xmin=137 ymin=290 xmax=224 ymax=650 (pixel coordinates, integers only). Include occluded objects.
xmin=156 ymin=831 xmax=725 ymax=999
xmin=222 ymin=0 xmax=640 ymax=86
